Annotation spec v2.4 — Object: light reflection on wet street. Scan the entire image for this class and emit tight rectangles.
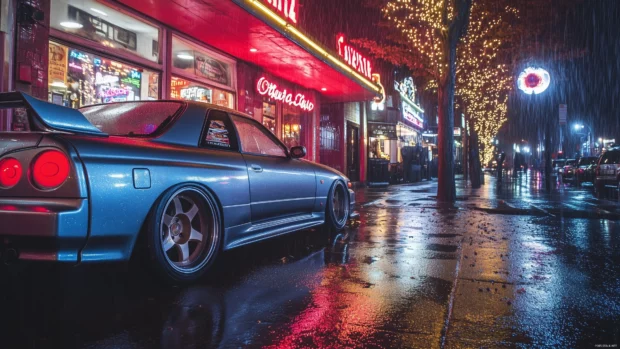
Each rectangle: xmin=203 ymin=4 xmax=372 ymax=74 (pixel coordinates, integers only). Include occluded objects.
xmin=1 ymin=173 xmax=619 ymax=348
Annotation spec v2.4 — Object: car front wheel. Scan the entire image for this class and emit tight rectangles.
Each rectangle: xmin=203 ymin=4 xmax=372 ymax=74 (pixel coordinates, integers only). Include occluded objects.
xmin=147 ymin=185 xmax=221 ymax=284
xmin=325 ymin=181 xmax=350 ymax=231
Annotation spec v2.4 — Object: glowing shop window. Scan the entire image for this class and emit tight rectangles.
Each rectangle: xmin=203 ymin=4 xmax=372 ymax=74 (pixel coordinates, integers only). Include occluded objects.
xmin=170 ymin=76 xmax=234 ymax=109
xmin=47 ymin=42 xmax=160 ymax=108
xmin=50 ymin=0 xmax=160 ymax=62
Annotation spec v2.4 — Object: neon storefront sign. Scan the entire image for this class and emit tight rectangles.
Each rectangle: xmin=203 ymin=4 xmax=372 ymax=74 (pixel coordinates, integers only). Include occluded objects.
xmin=259 ymin=0 xmax=297 ymax=24
xmin=100 ymin=87 xmax=129 ymax=98
xmin=337 ymin=35 xmax=372 ymax=79
xmin=402 ymin=102 xmax=424 ymax=129
xmin=257 ymin=77 xmax=314 ymax=111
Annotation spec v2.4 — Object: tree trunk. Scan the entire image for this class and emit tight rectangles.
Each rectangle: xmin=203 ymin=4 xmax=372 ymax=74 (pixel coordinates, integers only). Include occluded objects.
xmin=468 ymin=122 xmax=482 ymax=188
xmin=436 ymin=0 xmax=472 ymax=203
xmin=437 ymin=81 xmax=456 ymax=202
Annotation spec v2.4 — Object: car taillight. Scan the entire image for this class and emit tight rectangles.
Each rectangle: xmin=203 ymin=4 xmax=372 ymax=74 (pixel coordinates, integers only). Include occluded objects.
xmin=31 ymin=150 xmax=70 ymax=190
xmin=0 ymin=158 xmax=23 ymax=188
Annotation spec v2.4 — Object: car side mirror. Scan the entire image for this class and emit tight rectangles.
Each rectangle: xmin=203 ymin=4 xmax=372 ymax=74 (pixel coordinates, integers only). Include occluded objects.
xmin=290 ymin=146 xmax=306 ymax=159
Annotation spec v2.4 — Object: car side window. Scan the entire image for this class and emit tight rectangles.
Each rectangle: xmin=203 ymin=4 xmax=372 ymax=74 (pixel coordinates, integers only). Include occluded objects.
xmin=201 ymin=110 xmax=239 ymax=151
xmin=231 ymin=115 xmax=287 ymax=157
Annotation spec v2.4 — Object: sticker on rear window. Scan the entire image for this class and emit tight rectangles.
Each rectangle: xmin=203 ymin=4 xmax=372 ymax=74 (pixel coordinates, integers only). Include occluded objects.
xmin=205 ymin=120 xmax=231 ymax=148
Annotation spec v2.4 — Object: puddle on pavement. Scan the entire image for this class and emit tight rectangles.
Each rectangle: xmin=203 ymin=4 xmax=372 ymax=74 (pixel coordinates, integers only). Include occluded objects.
xmin=425 ymin=244 xmax=459 ymax=253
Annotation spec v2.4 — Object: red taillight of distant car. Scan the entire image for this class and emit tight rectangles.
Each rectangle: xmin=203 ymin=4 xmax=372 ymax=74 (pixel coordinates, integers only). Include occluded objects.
xmin=31 ymin=150 xmax=70 ymax=189
xmin=0 ymin=158 xmax=23 ymax=188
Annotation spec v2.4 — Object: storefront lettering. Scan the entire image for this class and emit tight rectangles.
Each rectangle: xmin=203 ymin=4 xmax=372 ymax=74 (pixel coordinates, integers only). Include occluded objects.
xmin=256 ymin=77 xmax=314 ymax=112
xmin=337 ymin=35 xmax=372 ymax=79
xmin=69 ymin=50 xmax=89 ymax=61
xmin=95 ymin=73 xmax=120 ymax=86
xmin=100 ymin=87 xmax=129 ymax=98
xmin=260 ymin=0 xmax=297 ymax=24
xmin=368 ymin=123 xmax=397 ymax=139
xmin=121 ymin=77 xmax=141 ymax=89
xmin=402 ymin=102 xmax=424 ymax=129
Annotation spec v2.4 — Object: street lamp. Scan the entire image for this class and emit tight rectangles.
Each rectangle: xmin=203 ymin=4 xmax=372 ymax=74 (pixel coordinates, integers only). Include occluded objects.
xmin=573 ymin=123 xmax=592 ymax=156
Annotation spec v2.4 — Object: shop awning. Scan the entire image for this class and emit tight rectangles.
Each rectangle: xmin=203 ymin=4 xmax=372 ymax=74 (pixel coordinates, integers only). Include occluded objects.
xmin=117 ymin=0 xmax=381 ymax=102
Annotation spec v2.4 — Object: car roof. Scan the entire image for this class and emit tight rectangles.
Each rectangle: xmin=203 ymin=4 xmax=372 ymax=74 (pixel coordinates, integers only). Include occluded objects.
xmin=185 ymin=100 xmax=254 ymax=120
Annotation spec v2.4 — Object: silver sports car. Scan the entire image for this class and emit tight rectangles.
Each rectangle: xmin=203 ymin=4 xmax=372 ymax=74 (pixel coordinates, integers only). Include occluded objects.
xmin=0 ymin=92 xmax=355 ymax=283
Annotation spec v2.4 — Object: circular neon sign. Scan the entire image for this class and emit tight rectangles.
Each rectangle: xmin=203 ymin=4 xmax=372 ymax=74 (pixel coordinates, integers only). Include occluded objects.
xmin=518 ymin=67 xmax=550 ymax=94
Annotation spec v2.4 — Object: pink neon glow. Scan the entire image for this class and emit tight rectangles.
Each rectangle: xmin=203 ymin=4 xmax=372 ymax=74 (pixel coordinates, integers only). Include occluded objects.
xmin=337 ymin=35 xmax=372 ymax=79
xmin=261 ymin=0 xmax=297 ymax=24
xmin=257 ymin=77 xmax=314 ymax=111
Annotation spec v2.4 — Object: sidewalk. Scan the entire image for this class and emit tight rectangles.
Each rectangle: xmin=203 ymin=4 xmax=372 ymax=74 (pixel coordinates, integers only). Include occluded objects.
xmin=357 ymin=172 xmax=620 ymax=220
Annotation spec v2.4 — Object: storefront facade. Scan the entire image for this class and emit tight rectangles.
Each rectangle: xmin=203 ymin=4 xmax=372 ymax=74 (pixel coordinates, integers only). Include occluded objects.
xmin=3 ymin=0 xmax=383 ymax=173
xmin=366 ymin=75 xmax=427 ymax=185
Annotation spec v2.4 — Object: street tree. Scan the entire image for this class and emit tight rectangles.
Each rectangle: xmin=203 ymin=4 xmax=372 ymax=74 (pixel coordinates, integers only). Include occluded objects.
xmin=355 ymin=0 xmax=472 ymax=203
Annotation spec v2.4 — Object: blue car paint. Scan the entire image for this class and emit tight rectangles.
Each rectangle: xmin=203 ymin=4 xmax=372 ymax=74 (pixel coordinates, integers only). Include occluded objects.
xmin=0 ymin=95 xmax=354 ymax=264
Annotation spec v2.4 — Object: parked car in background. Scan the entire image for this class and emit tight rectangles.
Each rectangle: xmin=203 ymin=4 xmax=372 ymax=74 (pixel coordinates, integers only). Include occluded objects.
xmin=562 ymin=159 xmax=577 ymax=182
xmin=594 ymin=147 xmax=620 ymax=198
xmin=0 ymin=92 xmax=356 ymax=283
xmin=575 ymin=156 xmax=599 ymax=185
xmin=552 ymin=159 xmax=566 ymax=177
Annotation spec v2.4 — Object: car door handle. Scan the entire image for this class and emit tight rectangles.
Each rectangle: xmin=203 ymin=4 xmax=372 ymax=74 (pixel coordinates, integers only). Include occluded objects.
xmin=250 ymin=164 xmax=263 ymax=173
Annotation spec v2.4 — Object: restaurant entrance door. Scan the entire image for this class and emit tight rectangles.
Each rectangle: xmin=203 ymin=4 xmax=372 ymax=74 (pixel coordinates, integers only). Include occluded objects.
xmin=347 ymin=122 xmax=360 ymax=182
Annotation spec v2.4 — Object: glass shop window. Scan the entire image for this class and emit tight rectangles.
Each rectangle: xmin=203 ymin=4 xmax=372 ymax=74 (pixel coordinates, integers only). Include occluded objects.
xmin=50 ymin=0 xmax=160 ymax=62
xmin=171 ymin=36 xmax=234 ymax=89
xmin=281 ymin=104 xmax=309 ymax=149
xmin=48 ymin=42 xmax=160 ymax=108
xmin=170 ymin=76 xmax=234 ymax=109
xmin=262 ymin=101 xmax=276 ymax=134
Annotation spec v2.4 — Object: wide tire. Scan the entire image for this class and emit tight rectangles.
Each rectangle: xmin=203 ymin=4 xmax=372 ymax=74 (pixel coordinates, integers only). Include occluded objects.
xmin=325 ymin=181 xmax=350 ymax=231
xmin=147 ymin=185 xmax=221 ymax=284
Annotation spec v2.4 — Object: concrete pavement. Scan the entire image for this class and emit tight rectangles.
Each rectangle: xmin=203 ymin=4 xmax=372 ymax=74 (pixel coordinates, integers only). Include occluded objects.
xmin=1 ymin=172 xmax=619 ymax=348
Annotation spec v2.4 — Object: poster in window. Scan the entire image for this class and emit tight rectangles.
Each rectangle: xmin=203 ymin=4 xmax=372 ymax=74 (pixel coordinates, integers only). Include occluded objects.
xmin=148 ymin=74 xmax=159 ymax=99
xmin=194 ymin=52 xmax=230 ymax=86
xmin=205 ymin=120 xmax=231 ymax=148
xmin=48 ymin=42 xmax=68 ymax=85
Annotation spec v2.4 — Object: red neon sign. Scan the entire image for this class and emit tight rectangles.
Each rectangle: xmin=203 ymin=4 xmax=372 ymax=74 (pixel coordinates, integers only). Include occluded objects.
xmin=257 ymin=77 xmax=314 ymax=111
xmin=337 ymin=35 xmax=372 ymax=79
xmin=260 ymin=0 xmax=297 ymax=24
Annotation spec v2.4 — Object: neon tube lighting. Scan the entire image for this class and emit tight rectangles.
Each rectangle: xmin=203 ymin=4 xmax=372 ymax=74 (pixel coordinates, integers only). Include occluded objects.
xmin=244 ymin=0 xmax=381 ymax=94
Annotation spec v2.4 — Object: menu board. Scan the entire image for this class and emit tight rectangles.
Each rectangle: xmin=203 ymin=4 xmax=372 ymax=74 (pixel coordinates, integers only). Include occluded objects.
xmin=368 ymin=123 xmax=397 ymax=139
xmin=194 ymin=52 xmax=230 ymax=86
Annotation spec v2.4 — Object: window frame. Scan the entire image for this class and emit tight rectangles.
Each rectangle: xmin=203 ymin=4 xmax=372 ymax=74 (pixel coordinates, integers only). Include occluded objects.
xmin=170 ymin=34 xmax=237 ymax=95
xmin=199 ymin=110 xmax=240 ymax=152
xmin=49 ymin=0 xmax=164 ymax=70
xmin=48 ymin=38 xmax=163 ymax=106
xmin=230 ymin=114 xmax=290 ymax=159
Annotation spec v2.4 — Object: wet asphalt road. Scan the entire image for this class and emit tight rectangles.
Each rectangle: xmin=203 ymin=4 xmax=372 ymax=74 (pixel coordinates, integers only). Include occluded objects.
xmin=1 ymin=172 xmax=619 ymax=348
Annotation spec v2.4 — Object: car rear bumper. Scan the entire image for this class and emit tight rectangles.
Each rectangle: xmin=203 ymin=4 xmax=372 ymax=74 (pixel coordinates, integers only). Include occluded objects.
xmin=0 ymin=198 xmax=88 ymax=262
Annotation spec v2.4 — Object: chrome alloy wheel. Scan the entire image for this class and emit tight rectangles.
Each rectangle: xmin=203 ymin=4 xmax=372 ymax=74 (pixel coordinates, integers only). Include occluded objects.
xmin=160 ymin=188 xmax=218 ymax=274
xmin=331 ymin=183 xmax=349 ymax=227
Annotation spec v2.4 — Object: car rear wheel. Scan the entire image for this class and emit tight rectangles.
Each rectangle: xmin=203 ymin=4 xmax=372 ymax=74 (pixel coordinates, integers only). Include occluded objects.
xmin=148 ymin=185 xmax=221 ymax=284
xmin=325 ymin=181 xmax=349 ymax=231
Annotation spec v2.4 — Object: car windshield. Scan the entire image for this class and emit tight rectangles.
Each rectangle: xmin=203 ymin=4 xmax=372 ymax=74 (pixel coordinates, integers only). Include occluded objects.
xmin=565 ymin=160 xmax=576 ymax=166
xmin=601 ymin=151 xmax=620 ymax=165
xmin=579 ymin=157 xmax=598 ymax=165
xmin=80 ymin=101 xmax=185 ymax=136
xmin=553 ymin=161 xmax=565 ymax=167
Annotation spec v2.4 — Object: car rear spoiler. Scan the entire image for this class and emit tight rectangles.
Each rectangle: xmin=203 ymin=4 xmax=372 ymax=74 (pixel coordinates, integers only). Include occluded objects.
xmin=0 ymin=91 xmax=107 ymax=136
